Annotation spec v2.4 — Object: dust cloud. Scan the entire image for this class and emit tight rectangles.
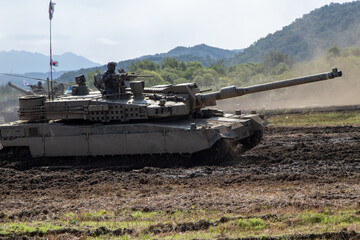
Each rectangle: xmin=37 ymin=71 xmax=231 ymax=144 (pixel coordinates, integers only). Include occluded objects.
xmin=0 ymin=99 xmax=18 ymax=123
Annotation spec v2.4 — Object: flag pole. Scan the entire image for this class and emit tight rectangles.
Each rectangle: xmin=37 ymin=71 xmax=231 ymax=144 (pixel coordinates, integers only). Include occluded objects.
xmin=49 ymin=0 xmax=54 ymax=100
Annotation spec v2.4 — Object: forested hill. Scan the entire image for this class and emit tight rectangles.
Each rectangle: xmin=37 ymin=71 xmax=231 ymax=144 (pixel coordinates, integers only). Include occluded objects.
xmin=226 ymin=1 xmax=360 ymax=65
xmin=56 ymin=44 xmax=241 ymax=83
xmin=143 ymin=44 xmax=241 ymax=62
xmin=129 ymin=44 xmax=241 ymax=68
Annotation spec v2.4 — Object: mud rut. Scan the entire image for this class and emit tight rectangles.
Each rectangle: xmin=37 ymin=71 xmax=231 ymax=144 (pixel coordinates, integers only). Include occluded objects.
xmin=0 ymin=124 xmax=359 ymax=239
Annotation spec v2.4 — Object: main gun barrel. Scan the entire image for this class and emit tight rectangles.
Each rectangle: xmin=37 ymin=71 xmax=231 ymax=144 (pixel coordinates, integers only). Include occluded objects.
xmin=197 ymin=68 xmax=342 ymax=107
xmin=8 ymin=82 xmax=32 ymax=95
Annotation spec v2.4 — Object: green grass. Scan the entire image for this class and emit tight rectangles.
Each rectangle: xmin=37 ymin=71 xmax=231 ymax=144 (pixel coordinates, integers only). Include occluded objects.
xmin=1 ymin=208 xmax=360 ymax=239
xmin=300 ymin=210 xmax=360 ymax=225
xmin=0 ymin=222 xmax=63 ymax=236
xmin=237 ymin=218 xmax=268 ymax=231
xmin=267 ymin=111 xmax=360 ymax=126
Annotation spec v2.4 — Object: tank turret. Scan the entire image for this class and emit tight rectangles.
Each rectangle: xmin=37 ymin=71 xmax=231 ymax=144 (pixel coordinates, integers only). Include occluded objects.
xmin=17 ymin=68 xmax=341 ymax=122
xmin=0 ymin=67 xmax=343 ymax=161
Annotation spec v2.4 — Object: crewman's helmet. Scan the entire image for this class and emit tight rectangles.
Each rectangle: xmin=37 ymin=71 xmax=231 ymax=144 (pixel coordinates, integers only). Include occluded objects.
xmin=107 ymin=62 xmax=117 ymax=71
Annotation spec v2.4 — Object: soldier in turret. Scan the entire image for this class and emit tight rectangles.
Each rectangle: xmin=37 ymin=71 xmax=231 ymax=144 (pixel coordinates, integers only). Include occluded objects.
xmin=102 ymin=62 xmax=119 ymax=97
xmin=30 ymin=81 xmax=46 ymax=95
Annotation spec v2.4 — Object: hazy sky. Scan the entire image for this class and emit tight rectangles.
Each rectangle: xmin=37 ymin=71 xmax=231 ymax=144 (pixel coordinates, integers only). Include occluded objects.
xmin=0 ymin=0 xmax=352 ymax=64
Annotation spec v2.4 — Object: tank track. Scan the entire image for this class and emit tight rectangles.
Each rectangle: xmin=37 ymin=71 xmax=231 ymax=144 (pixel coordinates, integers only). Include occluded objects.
xmin=0 ymin=131 xmax=262 ymax=170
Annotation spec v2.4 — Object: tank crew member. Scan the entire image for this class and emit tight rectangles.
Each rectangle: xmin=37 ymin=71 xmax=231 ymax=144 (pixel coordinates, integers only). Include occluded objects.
xmin=31 ymin=81 xmax=46 ymax=95
xmin=102 ymin=62 xmax=119 ymax=96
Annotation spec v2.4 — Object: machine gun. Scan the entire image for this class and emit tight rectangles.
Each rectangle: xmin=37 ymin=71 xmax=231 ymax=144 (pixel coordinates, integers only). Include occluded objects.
xmin=121 ymin=74 xmax=154 ymax=81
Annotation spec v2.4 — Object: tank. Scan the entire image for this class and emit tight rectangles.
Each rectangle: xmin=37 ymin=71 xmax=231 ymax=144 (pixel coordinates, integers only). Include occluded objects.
xmin=0 ymin=68 xmax=342 ymax=164
xmin=7 ymin=81 xmax=65 ymax=96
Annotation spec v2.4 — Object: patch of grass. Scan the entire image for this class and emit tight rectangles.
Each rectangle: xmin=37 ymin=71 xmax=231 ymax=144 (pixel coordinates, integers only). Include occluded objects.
xmin=268 ymin=111 xmax=360 ymax=126
xmin=300 ymin=210 xmax=360 ymax=226
xmin=237 ymin=218 xmax=268 ymax=231
xmin=131 ymin=210 xmax=158 ymax=219
xmin=301 ymin=212 xmax=325 ymax=224
xmin=0 ymin=222 xmax=63 ymax=236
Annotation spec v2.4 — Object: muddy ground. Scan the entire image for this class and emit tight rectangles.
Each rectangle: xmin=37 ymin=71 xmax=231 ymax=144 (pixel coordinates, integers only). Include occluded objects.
xmin=0 ymin=122 xmax=359 ymax=239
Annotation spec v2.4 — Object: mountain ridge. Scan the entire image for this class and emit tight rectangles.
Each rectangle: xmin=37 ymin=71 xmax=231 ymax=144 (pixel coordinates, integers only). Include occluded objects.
xmin=0 ymin=50 xmax=101 ymax=74
xmin=149 ymin=44 xmax=240 ymax=59
xmin=132 ymin=43 xmax=242 ymax=67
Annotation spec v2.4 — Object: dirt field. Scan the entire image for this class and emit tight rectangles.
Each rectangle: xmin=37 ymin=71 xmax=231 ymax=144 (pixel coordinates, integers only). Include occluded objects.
xmin=0 ymin=122 xmax=359 ymax=239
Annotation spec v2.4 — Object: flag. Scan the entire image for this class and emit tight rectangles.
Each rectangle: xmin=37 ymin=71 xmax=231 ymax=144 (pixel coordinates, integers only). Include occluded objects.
xmin=64 ymin=85 xmax=72 ymax=95
xmin=23 ymin=80 xmax=29 ymax=86
xmin=51 ymin=61 xmax=59 ymax=67
xmin=49 ymin=1 xmax=55 ymax=20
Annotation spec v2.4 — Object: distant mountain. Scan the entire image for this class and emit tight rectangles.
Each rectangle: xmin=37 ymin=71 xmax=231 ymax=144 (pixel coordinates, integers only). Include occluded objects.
xmin=0 ymin=50 xmax=101 ymax=74
xmin=121 ymin=44 xmax=242 ymax=68
xmin=142 ymin=44 xmax=241 ymax=62
xmin=56 ymin=44 xmax=242 ymax=83
xmin=226 ymin=2 xmax=360 ymax=65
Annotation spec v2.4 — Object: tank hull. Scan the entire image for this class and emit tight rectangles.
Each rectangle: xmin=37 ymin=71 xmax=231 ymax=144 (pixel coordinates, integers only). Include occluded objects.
xmin=0 ymin=114 xmax=266 ymax=158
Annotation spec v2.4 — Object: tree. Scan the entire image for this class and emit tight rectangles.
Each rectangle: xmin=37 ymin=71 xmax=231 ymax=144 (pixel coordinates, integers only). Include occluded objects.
xmin=262 ymin=50 xmax=294 ymax=70
xmin=178 ymin=61 xmax=187 ymax=71
xmin=161 ymin=57 xmax=179 ymax=69
xmin=271 ymin=62 xmax=290 ymax=75
xmin=209 ymin=61 xmax=226 ymax=75
xmin=183 ymin=61 xmax=203 ymax=80
xmin=128 ymin=59 xmax=160 ymax=72
xmin=139 ymin=70 xmax=168 ymax=87
xmin=228 ymin=63 xmax=264 ymax=85
xmin=160 ymin=68 xmax=181 ymax=84
xmin=327 ymin=45 xmax=341 ymax=58
xmin=193 ymin=68 xmax=219 ymax=88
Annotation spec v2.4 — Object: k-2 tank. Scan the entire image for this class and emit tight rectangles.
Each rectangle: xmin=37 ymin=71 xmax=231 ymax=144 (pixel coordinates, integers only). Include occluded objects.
xmin=0 ymin=67 xmax=342 ymax=164
xmin=7 ymin=80 xmax=65 ymax=96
